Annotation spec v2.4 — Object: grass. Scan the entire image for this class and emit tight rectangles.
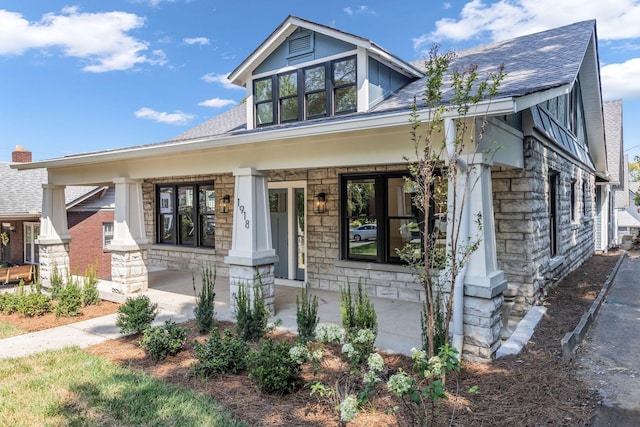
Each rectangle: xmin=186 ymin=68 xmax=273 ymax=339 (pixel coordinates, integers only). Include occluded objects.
xmin=349 ymin=242 xmax=377 ymax=256
xmin=0 ymin=321 xmax=25 ymax=339
xmin=0 ymin=346 xmax=246 ymax=427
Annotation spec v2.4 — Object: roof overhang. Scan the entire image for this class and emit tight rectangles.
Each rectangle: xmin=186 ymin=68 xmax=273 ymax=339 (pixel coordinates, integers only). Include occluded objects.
xmin=12 ymin=97 xmax=516 ymax=172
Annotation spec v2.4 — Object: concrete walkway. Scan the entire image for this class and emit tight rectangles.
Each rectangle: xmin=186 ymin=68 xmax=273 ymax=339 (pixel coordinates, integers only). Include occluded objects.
xmin=0 ymin=270 xmax=422 ymax=360
xmin=576 ymin=253 xmax=640 ymax=426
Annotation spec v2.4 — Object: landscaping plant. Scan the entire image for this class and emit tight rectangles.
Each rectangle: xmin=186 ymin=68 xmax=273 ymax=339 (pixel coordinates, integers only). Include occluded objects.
xmin=193 ymin=264 xmax=216 ymax=334
xmin=234 ymin=281 xmax=272 ymax=342
xmin=247 ymin=339 xmax=302 ymax=395
xmin=339 ymin=280 xmax=377 ymax=366
xmin=17 ymin=282 xmax=52 ymax=317
xmin=115 ymin=294 xmax=158 ymax=334
xmin=81 ymin=263 xmax=101 ymax=306
xmin=54 ymin=278 xmax=82 ymax=317
xmin=296 ymin=286 xmax=318 ymax=342
xmin=193 ymin=328 xmax=250 ymax=376
xmin=140 ymin=319 xmax=188 ymax=361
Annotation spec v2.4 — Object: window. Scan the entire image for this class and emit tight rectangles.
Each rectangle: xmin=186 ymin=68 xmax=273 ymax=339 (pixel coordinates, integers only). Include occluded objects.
xmin=570 ymin=180 xmax=577 ymax=222
xmin=582 ymin=180 xmax=588 ymax=217
xmin=156 ymin=182 xmax=215 ymax=248
xmin=24 ymin=222 xmax=39 ymax=264
xmin=253 ymin=56 xmax=357 ymax=127
xmin=103 ymin=222 xmax=114 ymax=249
xmin=341 ymin=172 xmax=427 ymax=264
xmin=548 ymin=173 xmax=558 ymax=257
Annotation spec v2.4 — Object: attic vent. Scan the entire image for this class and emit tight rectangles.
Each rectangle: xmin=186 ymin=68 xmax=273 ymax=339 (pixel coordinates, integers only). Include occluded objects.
xmin=287 ymin=31 xmax=314 ymax=58
xmin=290 ymin=34 xmax=311 ymax=54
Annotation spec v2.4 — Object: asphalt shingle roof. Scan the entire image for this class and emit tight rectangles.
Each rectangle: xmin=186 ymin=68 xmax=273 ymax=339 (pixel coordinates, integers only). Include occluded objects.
xmin=0 ymin=162 xmax=98 ymax=216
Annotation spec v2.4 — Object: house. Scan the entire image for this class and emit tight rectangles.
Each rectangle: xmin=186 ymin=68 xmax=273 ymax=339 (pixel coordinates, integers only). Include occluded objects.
xmin=12 ymin=17 xmax=610 ymax=362
xmin=1 ymin=146 xmax=114 ymax=279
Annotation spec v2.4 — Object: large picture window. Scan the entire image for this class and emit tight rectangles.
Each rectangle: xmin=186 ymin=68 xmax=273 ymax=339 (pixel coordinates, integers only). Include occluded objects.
xmin=254 ymin=56 xmax=357 ymax=127
xmin=341 ymin=172 xmax=424 ymax=264
xmin=157 ymin=182 xmax=215 ymax=248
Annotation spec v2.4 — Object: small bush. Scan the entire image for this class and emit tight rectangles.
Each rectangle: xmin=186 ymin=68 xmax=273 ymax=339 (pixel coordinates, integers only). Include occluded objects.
xmin=234 ymin=282 xmax=271 ymax=342
xmin=81 ymin=264 xmax=101 ymax=306
xmin=50 ymin=265 xmax=64 ymax=300
xmin=193 ymin=328 xmax=250 ymax=376
xmin=247 ymin=339 xmax=302 ymax=395
xmin=17 ymin=290 xmax=52 ymax=317
xmin=140 ymin=320 xmax=188 ymax=361
xmin=54 ymin=280 xmax=82 ymax=317
xmin=193 ymin=265 xmax=216 ymax=334
xmin=116 ymin=294 xmax=158 ymax=334
xmin=296 ymin=286 xmax=318 ymax=343
xmin=340 ymin=280 xmax=377 ymax=340
xmin=0 ymin=292 xmax=19 ymax=314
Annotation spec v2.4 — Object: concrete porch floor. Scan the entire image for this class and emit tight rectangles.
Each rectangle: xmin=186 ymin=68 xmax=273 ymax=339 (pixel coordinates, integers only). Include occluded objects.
xmin=144 ymin=270 xmax=423 ymax=355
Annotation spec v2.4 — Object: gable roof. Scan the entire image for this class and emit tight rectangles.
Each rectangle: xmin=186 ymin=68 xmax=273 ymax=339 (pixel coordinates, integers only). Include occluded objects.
xmin=228 ymin=15 xmax=422 ymax=87
xmin=0 ymin=162 xmax=99 ymax=218
xmin=603 ymin=100 xmax=623 ymax=186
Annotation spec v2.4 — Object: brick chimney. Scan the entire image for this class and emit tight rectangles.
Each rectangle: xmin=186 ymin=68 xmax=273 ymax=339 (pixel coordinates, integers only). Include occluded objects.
xmin=12 ymin=145 xmax=32 ymax=163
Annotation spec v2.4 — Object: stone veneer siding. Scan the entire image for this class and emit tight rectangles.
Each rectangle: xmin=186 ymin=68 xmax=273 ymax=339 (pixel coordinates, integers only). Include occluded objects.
xmin=493 ymin=137 xmax=595 ymax=316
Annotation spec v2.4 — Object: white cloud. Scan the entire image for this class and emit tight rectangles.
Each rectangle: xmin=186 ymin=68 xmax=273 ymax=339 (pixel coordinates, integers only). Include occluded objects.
xmin=198 ymin=98 xmax=236 ymax=108
xmin=135 ymin=107 xmax=194 ymax=125
xmin=344 ymin=6 xmax=377 ymax=16
xmin=601 ymin=58 xmax=640 ymax=100
xmin=183 ymin=37 xmax=210 ymax=46
xmin=0 ymin=8 xmax=158 ymax=72
xmin=201 ymin=72 xmax=243 ymax=90
xmin=415 ymin=0 xmax=640 ymax=49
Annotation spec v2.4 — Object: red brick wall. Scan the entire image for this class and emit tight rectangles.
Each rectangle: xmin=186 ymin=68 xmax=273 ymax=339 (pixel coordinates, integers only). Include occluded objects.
xmin=68 ymin=210 xmax=113 ymax=279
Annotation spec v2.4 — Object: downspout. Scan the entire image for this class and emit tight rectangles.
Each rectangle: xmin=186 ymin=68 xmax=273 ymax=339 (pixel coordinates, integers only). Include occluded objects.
xmin=445 ymin=117 xmax=469 ymax=358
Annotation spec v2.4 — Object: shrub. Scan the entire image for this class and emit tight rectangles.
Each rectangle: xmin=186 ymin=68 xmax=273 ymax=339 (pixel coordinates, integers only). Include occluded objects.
xmin=247 ymin=339 xmax=302 ymax=394
xmin=193 ymin=265 xmax=216 ymax=334
xmin=116 ymin=294 xmax=158 ymax=334
xmin=81 ymin=264 xmax=101 ymax=306
xmin=17 ymin=286 xmax=52 ymax=317
xmin=140 ymin=320 xmax=188 ymax=361
xmin=54 ymin=280 xmax=82 ymax=317
xmin=234 ymin=282 xmax=271 ymax=342
xmin=340 ymin=280 xmax=377 ymax=338
xmin=296 ymin=286 xmax=318 ymax=343
xmin=50 ymin=265 xmax=64 ymax=300
xmin=0 ymin=292 xmax=18 ymax=314
xmin=193 ymin=328 xmax=250 ymax=376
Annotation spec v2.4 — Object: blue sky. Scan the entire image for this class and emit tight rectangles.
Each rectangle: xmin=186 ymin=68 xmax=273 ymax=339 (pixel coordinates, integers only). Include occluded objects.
xmin=1 ymin=0 xmax=640 ymax=161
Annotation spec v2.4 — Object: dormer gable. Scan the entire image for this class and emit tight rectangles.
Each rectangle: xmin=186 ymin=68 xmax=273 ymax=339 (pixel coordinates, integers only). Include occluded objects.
xmin=228 ymin=15 xmax=422 ymax=130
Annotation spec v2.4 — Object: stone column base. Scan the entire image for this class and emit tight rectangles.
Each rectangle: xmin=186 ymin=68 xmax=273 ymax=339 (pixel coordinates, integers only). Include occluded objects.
xmin=228 ymin=263 xmax=275 ymax=316
xmin=111 ymin=249 xmax=148 ymax=294
xmin=38 ymin=242 xmax=70 ymax=288
xmin=462 ymin=291 xmax=504 ymax=363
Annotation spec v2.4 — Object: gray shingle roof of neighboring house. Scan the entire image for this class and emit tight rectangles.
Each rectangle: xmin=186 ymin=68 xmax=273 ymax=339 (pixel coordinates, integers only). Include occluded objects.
xmin=0 ymin=162 xmax=98 ymax=217
xmin=156 ymin=19 xmax=596 ymax=145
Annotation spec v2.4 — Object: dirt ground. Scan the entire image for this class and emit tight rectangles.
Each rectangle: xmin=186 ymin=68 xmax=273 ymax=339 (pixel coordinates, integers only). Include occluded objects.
xmin=1 ymin=251 xmax=623 ymax=426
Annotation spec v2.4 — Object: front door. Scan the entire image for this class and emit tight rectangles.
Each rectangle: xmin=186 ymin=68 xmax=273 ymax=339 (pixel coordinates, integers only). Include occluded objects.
xmin=269 ymin=184 xmax=306 ymax=282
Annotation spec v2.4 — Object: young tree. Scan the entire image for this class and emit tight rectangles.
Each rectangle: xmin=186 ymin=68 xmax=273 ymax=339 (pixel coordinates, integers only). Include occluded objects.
xmin=399 ymin=45 xmax=505 ymax=358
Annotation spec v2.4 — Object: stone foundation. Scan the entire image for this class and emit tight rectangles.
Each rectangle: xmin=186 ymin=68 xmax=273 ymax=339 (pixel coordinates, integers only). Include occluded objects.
xmin=228 ymin=264 xmax=275 ymax=315
xmin=111 ymin=249 xmax=148 ymax=294
xmin=38 ymin=242 xmax=70 ymax=287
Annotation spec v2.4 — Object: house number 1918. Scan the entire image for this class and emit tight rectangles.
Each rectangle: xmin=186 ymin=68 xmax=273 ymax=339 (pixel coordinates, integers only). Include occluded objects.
xmin=237 ymin=198 xmax=250 ymax=229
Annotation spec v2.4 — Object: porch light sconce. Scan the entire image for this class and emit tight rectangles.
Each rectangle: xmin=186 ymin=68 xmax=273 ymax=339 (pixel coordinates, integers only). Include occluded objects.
xmin=220 ymin=195 xmax=231 ymax=214
xmin=313 ymin=193 xmax=326 ymax=214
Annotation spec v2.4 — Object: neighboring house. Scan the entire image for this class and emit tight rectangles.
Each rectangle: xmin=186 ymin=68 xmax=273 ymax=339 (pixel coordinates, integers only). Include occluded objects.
xmin=1 ymin=146 xmax=114 ymax=279
xmin=603 ymin=100 xmax=626 ymax=247
xmin=618 ymin=180 xmax=640 ymax=247
xmin=13 ymin=17 xmax=611 ymax=361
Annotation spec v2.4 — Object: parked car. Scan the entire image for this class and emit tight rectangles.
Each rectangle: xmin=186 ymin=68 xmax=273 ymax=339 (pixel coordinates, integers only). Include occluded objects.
xmin=350 ymin=224 xmax=377 ymax=241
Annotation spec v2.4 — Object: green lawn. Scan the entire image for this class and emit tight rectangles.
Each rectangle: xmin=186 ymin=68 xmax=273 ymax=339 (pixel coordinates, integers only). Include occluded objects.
xmin=350 ymin=242 xmax=377 ymax=256
xmin=0 ymin=321 xmax=25 ymax=339
xmin=0 ymin=347 xmax=245 ymax=427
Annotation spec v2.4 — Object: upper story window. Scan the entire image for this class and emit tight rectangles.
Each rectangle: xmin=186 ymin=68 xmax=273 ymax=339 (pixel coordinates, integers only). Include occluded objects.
xmin=103 ymin=222 xmax=114 ymax=250
xmin=156 ymin=182 xmax=215 ymax=248
xmin=254 ymin=56 xmax=357 ymax=127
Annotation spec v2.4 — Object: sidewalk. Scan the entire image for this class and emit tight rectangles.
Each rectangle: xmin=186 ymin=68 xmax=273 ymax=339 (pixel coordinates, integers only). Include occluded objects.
xmin=576 ymin=252 xmax=640 ymax=426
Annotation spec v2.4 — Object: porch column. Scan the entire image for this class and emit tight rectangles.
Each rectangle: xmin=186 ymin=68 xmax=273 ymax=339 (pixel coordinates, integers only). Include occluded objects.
xmin=109 ymin=178 xmax=149 ymax=294
xmin=224 ymin=168 xmax=278 ymax=314
xmin=460 ymin=157 xmax=508 ymax=363
xmin=38 ymin=184 xmax=70 ymax=287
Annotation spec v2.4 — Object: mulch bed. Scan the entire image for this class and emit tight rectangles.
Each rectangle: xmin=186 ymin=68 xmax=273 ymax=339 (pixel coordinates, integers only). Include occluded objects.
xmin=1 ymin=252 xmax=623 ymax=426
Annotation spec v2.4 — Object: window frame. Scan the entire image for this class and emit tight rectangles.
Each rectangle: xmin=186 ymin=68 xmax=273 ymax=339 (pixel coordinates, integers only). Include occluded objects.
xmin=23 ymin=222 xmax=40 ymax=264
xmin=253 ymin=55 xmax=357 ymax=127
xmin=340 ymin=171 xmax=423 ymax=265
xmin=155 ymin=182 xmax=215 ymax=249
xmin=102 ymin=222 xmax=114 ymax=250
xmin=548 ymin=172 xmax=559 ymax=257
